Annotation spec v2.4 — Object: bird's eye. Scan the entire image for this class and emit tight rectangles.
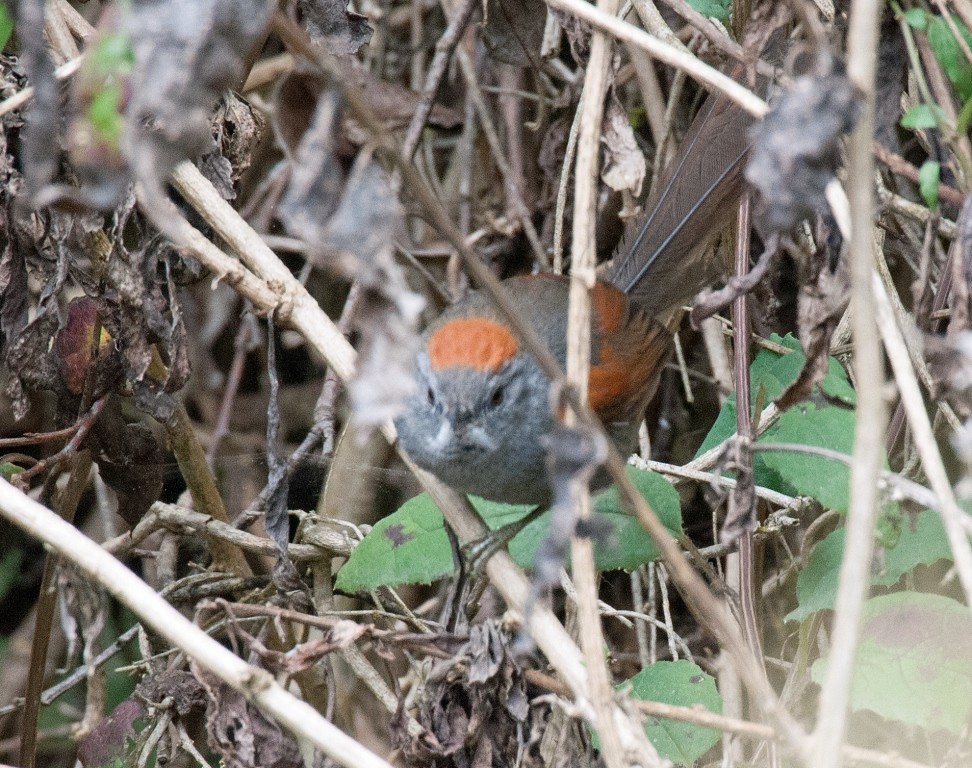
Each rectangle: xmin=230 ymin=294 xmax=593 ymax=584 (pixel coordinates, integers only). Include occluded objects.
xmin=426 ymin=386 xmax=435 ymax=405
xmin=489 ymin=385 xmax=505 ymax=408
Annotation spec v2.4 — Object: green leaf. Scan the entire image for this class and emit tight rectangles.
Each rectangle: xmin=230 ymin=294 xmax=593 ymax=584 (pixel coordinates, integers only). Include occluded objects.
xmin=876 ymin=509 xmax=953 ymax=585
xmin=757 ymin=402 xmax=855 ymax=513
xmin=0 ymin=462 xmax=22 ymax=480
xmin=0 ymin=6 xmax=13 ymax=51
xmin=685 ymin=0 xmax=731 ymax=23
xmin=697 ymin=333 xmax=854 ymax=455
xmin=787 ymin=526 xmax=844 ymax=622
xmin=788 ymin=511 xmax=955 ymax=621
xmin=87 ymin=84 xmax=125 ymax=145
xmin=336 ymin=467 xmax=683 ymax=591
xmin=900 ymin=103 xmax=946 ymax=129
xmin=0 ymin=548 xmax=24 ymax=602
xmin=928 ymin=15 xmax=972 ymax=100
xmin=902 ymin=7 xmax=928 ymax=30
xmin=811 ymin=593 xmax=972 ymax=733
xmin=90 ymin=31 xmax=135 ymax=77
xmin=696 ymin=333 xmax=864 ymax=514
xmin=335 ymin=492 xmax=459 ymax=591
xmin=624 ymin=660 xmax=723 ymax=766
xmin=507 ymin=468 xmax=683 ymax=572
xmin=919 ymin=160 xmax=941 ymax=208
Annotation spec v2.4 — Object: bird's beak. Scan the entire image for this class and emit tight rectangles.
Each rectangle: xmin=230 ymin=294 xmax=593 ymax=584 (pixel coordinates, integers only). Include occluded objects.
xmin=465 ymin=425 xmax=497 ymax=452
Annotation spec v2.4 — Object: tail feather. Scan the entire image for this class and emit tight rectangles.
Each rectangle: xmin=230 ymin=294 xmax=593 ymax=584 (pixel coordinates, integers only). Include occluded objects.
xmin=607 ymin=84 xmax=755 ymax=316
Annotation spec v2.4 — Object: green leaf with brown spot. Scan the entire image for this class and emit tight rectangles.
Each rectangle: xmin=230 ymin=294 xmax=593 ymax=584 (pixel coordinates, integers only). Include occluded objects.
xmin=335 ymin=467 xmax=682 ymax=592
xmin=623 ymin=660 xmax=723 ymax=766
xmin=812 ymin=593 xmax=972 ymax=733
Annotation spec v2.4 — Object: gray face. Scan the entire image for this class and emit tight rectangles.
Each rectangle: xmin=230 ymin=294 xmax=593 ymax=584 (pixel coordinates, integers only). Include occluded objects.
xmin=394 ymin=352 xmax=555 ymax=504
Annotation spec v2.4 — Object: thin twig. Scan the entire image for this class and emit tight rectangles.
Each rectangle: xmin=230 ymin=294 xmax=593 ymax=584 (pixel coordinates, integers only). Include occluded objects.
xmin=632 ymin=457 xmax=801 ymax=508
xmin=207 ymin=318 xmax=256 ymax=465
xmin=729 ymin=197 xmax=774 ymax=763
xmin=877 ymin=179 xmax=957 ymax=239
xmin=870 ymin=267 xmax=972 ymax=603
xmin=450 ymin=44 xmax=548 ymax=266
xmin=553 ymin=103 xmax=582 ymax=273
xmin=567 ymin=1 xmax=647 ymax=764
xmin=812 ymin=1 xmax=886 ymax=760
xmin=163 ymin=398 xmax=252 ymax=576
xmin=872 ymin=142 xmax=966 ymax=208
xmin=401 ymin=0 xmax=477 ymax=160
xmin=102 ymin=500 xmax=354 ymax=561
xmin=20 ymin=451 xmax=92 ymax=768
xmin=654 ymin=0 xmax=777 ymax=77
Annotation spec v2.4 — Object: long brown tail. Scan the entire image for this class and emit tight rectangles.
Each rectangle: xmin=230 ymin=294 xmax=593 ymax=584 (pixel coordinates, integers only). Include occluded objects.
xmin=607 ymin=85 xmax=755 ymax=317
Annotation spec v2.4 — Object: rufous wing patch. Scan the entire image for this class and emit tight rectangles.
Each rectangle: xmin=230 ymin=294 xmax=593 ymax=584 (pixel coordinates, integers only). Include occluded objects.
xmin=591 ymin=280 xmax=628 ymax=336
xmin=428 ymin=317 xmax=519 ymax=372
xmin=588 ymin=316 xmax=671 ymax=420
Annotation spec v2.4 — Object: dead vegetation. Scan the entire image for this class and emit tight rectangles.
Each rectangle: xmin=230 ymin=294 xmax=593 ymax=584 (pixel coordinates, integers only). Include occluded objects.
xmin=0 ymin=1 xmax=970 ymax=767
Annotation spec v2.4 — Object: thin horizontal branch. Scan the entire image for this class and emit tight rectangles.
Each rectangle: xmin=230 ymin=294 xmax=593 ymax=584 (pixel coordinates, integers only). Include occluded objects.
xmin=102 ymin=502 xmax=353 ymax=561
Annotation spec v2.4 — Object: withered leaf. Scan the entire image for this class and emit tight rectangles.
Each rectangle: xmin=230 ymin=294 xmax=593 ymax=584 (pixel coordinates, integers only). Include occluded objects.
xmin=601 ymin=95 xmax=646 ymax=197
xmin=194 ymin=668 xmax=321 ymax=768
xmin=746 ymin=54 xmax=859 ymax=234
xmin=198 ymin=151 xmax=236 ymax=201
xmin=90 ymin=399 xmax=165 ymax=525
xmin=277 ymin=77 xmax=423 ymax=425
xmin=77 ymin=698 xmax=144 ymax=768
xmin=0 ymin=223 xmax=29 ymax=356
xmin=68 ymin=0 xmax=273 ymax=210
xmin=5 ymin=312 xmax=60 ymax=422
xmin=400 ymin=621 xmax=528 ymax=762
xmin=136 ymin=668 xmax=208 ymax=716
xmin=777 ymin=217 xmax=850 ymax=410
xmin=256 ymin=624 xmax=368 ymax=674
xmin=298 ymin=0 xmax=372 ymax=56
xmin=277 ymin=82 xmax=345 ymax=235
xmin=211 ymin=92 xmax=268 ymax=192
xmin=55 ymin=297 xmax=115 ymax=396
xmin=349 ymin=68 xmax=462 ymax=130
xmin=483 ymin=0 xmax=547 ymax=67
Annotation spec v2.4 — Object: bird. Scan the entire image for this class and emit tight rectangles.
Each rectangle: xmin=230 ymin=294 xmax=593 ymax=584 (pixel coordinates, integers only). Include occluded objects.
xmin=395 ymin=84 xmax=754 ymax=505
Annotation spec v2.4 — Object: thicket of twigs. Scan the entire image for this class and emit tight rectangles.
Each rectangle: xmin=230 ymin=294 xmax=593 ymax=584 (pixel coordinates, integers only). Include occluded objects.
xmin=0 ymin=0 xmax=970 ymax=766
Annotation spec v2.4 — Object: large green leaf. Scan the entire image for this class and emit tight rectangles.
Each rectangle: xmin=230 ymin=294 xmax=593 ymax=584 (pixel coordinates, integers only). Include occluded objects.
xmin=507 ymin=468 xmax=683 ymax=572
xmin=757 ymin=402 xmax=855 ymax=513
xmin=336 ymin=467 xmax=682 ymax=592
xmin=788 ymin=510 xmax=955 ymax=621
xmin=697 ymin=333 xmax=855 ymax=455
xmin=697 ymin=333 xmax=858 ymax=513
xmin=787 ymin=526 xmax=844 ymax=622
xmin=624 ymin=660 xmax=723 ymax=766
xmin=811 ymin=593 xmax=972 ymax=734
